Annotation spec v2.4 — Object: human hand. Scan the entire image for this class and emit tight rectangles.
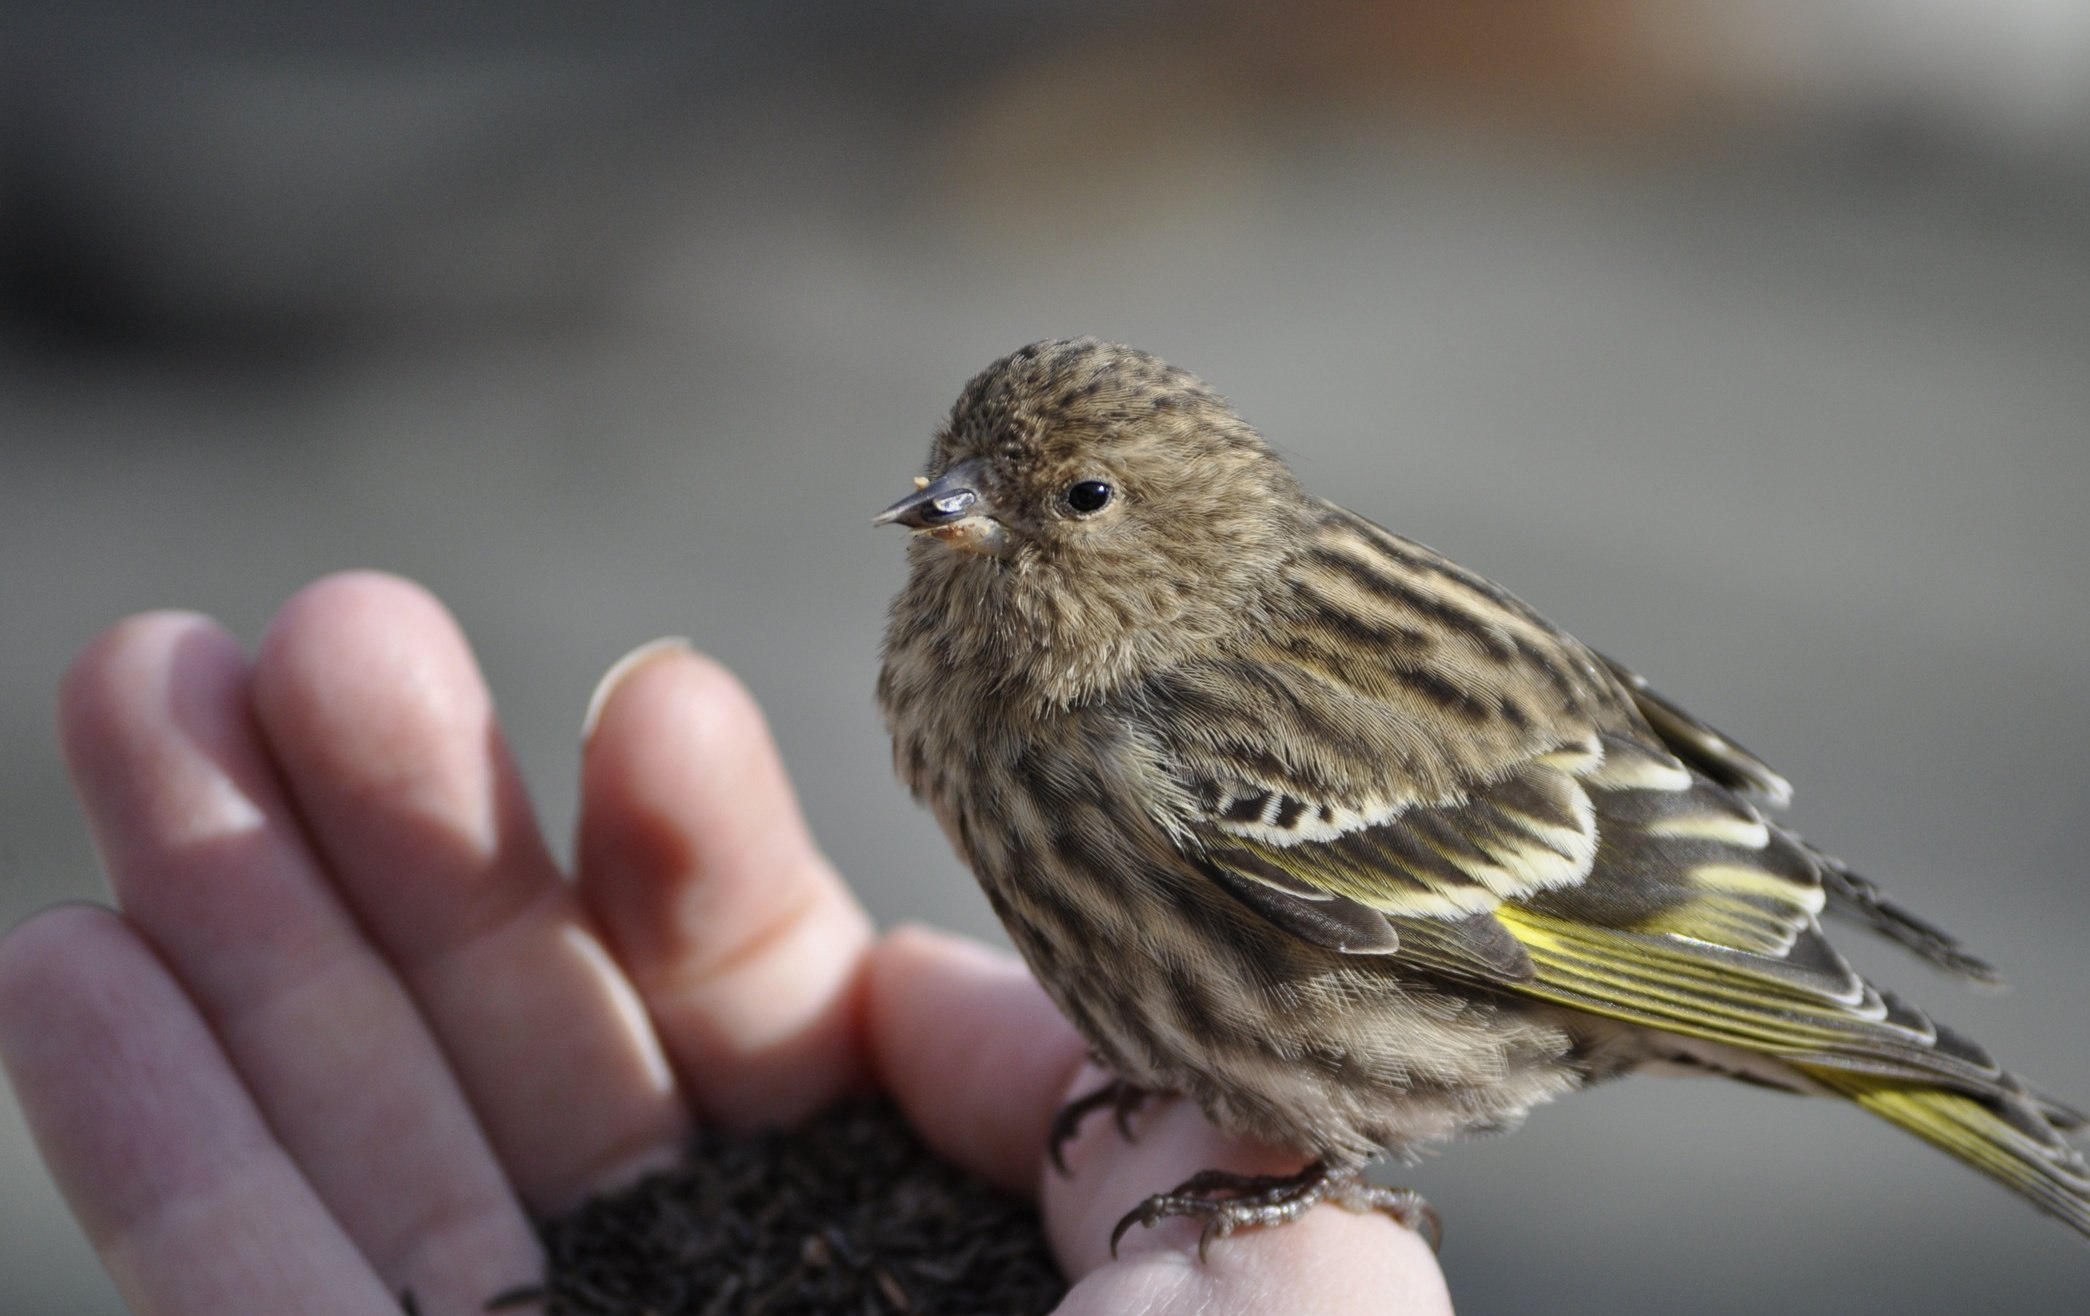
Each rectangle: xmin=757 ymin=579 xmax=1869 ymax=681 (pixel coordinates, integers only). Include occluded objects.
xmin=0 ymin=572 xmax=1452 ymax=1315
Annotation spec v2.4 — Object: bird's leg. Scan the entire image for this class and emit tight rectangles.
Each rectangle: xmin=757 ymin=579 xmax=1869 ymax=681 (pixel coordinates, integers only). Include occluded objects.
xmin=1048 ymin=1077 xmax=1155 ymax=1174
xmin=1110 ymin=1159 xmax=1441 ymax=1261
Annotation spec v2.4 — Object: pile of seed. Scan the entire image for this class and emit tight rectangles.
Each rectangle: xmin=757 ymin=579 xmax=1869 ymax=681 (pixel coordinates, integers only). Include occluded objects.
xmin=484 ymin=1098 xmax=1066 ymax=1315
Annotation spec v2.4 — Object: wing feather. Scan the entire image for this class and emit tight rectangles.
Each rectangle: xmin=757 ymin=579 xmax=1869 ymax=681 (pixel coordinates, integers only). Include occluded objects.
xmin=1179 ymin=726 xmax=2015 ymax=1098
xmin=1596 ymin=653 xmax=2000 ymax=978
xmin=1597 ymin=651 xmax=1793 ymax=808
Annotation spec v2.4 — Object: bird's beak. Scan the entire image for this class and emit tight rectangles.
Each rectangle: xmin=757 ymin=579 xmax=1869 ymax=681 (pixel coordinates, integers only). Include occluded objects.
xmin=873 ymin=459 xmax=1008 ymax=555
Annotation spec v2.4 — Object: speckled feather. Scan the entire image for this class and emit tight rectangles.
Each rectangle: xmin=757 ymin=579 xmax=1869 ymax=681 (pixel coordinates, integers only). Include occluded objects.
xmin=877 ymin=338 xmax=2090 ymax=1238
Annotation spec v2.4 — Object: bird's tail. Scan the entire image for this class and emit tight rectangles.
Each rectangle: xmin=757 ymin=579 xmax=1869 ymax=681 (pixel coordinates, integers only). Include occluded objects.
xmin=1802 ymin=1065 xmax=2090 ymax=1240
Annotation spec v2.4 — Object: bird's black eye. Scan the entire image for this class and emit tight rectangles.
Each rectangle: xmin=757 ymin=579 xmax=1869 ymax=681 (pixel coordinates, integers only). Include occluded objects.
xmin=1064 ymin=480 xmax=1113 ymax=514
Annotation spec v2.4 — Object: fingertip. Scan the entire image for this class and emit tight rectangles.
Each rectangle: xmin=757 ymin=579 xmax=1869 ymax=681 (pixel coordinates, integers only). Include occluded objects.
xmin=1043 ymin=1093 xmax=1452 ymax=1312
xmin=0 ymin=905 xmax=164 ymax=1099
xmin=251 ymin=570 xmax=479 ymax=742
xmin=255 ymin=570 xmax=454 ymax=661
xmin=252 ymin=571 xmax=443 ymax=707
xmin=0 ymin=904 xmax=131 ymax=1032
xmin=58 ymin=611 xmax=245 ymax=770
xmin=877 ymin=920 xmax=997 ymax=961
xmin=1054 ymin=1200 xmax=1451 ymax=1316
xmin=864 ymin=925 xmax=1087 ymax=1198
xmin=583 ymin=643 xmax=783 ymax=804
xmin=60 ymin=609 xmax=224 ymax=706
xmin=55 ymin=614 xmax=270 ymax=895
xmin=582 ymin=637 xmax=693 ymax=743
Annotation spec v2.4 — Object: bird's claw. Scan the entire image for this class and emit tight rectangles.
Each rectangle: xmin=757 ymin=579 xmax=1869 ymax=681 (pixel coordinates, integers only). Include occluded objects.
xmin=1108 ymin=1160 xmax=1441 ymax=1260
xmin=1048 ymin=1078 xmax=1153 ymax=1175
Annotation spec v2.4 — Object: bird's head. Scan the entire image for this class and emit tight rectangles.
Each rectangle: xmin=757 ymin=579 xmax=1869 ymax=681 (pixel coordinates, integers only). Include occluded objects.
xmin=877 ymin=338 xmax=1310 ymax=702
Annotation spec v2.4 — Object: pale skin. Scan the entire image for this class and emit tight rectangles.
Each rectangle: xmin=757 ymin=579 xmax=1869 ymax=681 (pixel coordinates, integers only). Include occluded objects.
xmin=0 ymin=572 xmax=1452 ymax=1316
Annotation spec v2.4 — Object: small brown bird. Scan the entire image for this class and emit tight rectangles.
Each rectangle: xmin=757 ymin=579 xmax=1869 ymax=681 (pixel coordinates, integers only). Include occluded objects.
xmin=875 ymin=337 xmax=2090 ymax=1256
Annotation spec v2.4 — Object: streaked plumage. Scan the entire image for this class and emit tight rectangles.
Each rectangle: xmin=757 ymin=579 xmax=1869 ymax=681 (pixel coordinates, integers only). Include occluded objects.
xmin=875 ymin=337 xmax=2090 ymax=1250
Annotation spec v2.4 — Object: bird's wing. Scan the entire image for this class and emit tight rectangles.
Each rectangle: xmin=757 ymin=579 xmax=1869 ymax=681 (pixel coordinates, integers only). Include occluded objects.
xmin=1172 ymin=722 xmax=2012 ymax=1094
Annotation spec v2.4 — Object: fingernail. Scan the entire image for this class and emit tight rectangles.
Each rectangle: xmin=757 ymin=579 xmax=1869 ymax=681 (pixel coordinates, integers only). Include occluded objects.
xmin=583 ymin=637 xmax=694 ymax=742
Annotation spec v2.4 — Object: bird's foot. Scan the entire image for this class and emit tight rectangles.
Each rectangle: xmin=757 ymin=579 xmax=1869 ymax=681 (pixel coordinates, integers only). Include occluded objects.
xmin=1049 ymin=1078 xmax=1155 ymax=1174
xmin=1110 ymin=1160 xmax=1441 ymax=1261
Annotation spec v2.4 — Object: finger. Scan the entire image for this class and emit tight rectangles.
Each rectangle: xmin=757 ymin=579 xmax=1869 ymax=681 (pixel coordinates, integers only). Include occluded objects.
xmin=0 ymin=906 xmax=399 ymax=1315
xmin=862 ymin=925 xmax=1088 ymax=1196
xmin=250 ymin=573 xmax=685 ymax=1209
xmin=1045 ymin=1091 xmax=1451 ymax=1314
xmin=576 ymin=642 xmax=876 ymax=1127
xmin=57 ymin=611 xmax=539 ymax=1299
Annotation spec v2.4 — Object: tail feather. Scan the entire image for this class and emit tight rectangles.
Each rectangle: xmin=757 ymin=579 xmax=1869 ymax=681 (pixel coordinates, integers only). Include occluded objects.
xmin=1805 ymin=1066 xmax=2090 ymax=1240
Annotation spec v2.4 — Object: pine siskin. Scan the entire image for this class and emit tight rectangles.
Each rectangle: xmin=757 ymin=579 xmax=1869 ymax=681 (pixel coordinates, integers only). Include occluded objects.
xmin=874 ymin=337 xmax=2090 ymax=1256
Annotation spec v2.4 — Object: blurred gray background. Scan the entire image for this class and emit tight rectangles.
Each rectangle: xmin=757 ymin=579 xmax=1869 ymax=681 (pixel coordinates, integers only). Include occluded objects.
xmin=4 ymin=2 xmax=2088 ymax=1312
